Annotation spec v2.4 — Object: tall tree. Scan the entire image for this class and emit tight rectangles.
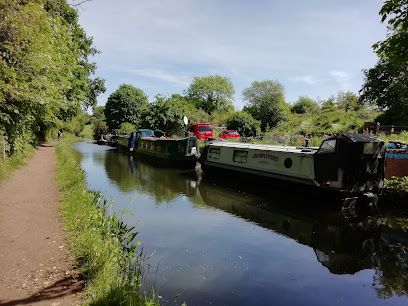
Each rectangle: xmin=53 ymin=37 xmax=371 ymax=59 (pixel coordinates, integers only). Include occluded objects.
xmin=242 ymin=80 xmax=287 ymax=131
xmin=142 ymin=95 xmax=185 ymax=135
xmin=186 ymin=75 xmax=234 ymax=114
xmin=374 ymin=0 xmax=408 ymax=63
xmin=104 ymin=84 xmax=148 ymax=130
xmin=0 ymin=0 xmax=104 ymax=153
xmin=360 ymin=0 xmax=408 ymax=125
xmin=361 ymin=60 xmax=408 ymax=124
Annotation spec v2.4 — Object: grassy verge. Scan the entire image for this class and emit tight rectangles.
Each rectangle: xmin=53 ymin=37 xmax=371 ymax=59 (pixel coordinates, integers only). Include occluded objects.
xmin=56 ymin=135 xmax=158 ymax=306
xmin=0 ymin=146 xmax=35 ymax=183
xmin=378 ymin=132 xmax=408 ymax=144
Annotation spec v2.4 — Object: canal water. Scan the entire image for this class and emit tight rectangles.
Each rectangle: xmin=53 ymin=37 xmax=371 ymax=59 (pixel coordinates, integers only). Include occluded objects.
xmin=75 ymin=142 xmax=408 ymax=306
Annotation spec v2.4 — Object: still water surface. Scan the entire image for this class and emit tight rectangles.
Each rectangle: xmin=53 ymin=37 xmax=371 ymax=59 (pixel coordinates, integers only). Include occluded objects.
xmin=75 ymin=142 xmax=408 ymax=306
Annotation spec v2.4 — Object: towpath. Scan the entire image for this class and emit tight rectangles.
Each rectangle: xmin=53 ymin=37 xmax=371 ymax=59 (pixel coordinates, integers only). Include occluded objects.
xmin=0 ymin=144 xmax=81 ymax=305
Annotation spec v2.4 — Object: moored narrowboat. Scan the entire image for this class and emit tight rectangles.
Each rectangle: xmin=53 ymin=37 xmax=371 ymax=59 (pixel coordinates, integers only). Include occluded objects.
xmin=199 ymin=134 xmax=385 ymax=194
xmin=118 ymin=129 xmax=199 ymax=166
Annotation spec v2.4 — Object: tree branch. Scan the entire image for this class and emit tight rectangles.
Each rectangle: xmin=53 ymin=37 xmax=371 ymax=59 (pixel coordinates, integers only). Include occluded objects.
xmin=70 ymin=0 xmax=92 ymax=7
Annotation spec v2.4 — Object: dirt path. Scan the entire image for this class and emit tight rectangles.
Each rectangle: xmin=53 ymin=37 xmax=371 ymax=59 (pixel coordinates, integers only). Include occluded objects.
xmin=0 ymin=144 xmax=82 ymax=306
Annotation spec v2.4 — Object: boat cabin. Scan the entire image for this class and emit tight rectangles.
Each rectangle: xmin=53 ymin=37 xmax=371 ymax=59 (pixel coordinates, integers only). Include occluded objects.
xmin=201 ymin=134 xmax=385 ymax=194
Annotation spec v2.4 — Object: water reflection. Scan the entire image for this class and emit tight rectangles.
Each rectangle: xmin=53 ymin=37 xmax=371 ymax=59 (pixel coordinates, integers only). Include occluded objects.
xmin=78 ymin=143 xmax=408 ymax=305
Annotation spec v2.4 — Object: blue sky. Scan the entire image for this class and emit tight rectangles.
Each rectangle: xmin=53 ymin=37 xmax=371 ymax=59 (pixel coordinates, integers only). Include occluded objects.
xmin=77 ymin=0 xmax=386 ymax=109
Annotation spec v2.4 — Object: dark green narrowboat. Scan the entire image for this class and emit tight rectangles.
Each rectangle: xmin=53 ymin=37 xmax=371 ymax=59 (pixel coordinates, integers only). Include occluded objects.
xmin=118 ymin=129 xmax=199 ymax=166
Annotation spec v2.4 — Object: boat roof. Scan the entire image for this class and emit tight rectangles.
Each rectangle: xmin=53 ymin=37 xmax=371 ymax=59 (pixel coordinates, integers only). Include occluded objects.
xmin=142 ymin=136 xmax=195 ymax=141
xmin=330 ymin=134 xmax=382 ymax=143
xmin=138 ymin=129 xmax=154 ymax=132
xmin=207 ymin=141 xmax=318 ymax=154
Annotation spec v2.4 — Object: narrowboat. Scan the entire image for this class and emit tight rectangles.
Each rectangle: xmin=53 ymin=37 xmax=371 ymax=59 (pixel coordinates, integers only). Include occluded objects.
xmin=385 ymin=141 xmax=408 ymax=178
xmin=199 ymin=134 xmax=385 ymax=194
xmin=118 ymin=129 xmax=199 ymax=166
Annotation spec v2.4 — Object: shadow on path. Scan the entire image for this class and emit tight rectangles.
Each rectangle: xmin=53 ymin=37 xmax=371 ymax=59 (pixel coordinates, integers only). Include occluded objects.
xmin=0 ymin=275 xmax=84 ymax=306
xmin=38 ymin=143 xmax=56 ymax=148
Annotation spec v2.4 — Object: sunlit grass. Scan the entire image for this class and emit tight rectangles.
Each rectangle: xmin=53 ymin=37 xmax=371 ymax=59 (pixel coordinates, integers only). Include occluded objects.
xmin=378 ymin=132 xmax=408 ymax=144
xmin=56 ymin=135 xmax=158 ymax=305
xmin=0 ymin=146 xmax=35 ymax=183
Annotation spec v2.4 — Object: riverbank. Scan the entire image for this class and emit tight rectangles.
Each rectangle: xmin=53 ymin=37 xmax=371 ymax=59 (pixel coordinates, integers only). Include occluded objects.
xmin=56 ymin=136 xmax=157 ymax=305
xmin=0 ymin=143 xmax=81 ymax=305
xmin=0 ymin=145 xmax=35 ymax=183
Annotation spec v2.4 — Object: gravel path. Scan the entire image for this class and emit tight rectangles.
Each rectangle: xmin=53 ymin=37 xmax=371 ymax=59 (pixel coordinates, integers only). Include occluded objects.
xmin=0 ymin=144 xmax=82 ymax=306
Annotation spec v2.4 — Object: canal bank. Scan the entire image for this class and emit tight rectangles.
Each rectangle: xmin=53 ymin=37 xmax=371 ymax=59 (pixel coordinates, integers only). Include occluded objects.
xmin=56 ymin=137 xmax=158 ymax=305
xmin=0 ymin=143 xmax=81 ymax=305
xmin=75 ymin=140 xmax=408 ymax=306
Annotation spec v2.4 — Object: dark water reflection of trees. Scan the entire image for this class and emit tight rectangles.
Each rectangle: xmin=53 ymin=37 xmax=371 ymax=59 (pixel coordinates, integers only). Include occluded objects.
xmin=96 ymin=149 xmax=408 ymax=299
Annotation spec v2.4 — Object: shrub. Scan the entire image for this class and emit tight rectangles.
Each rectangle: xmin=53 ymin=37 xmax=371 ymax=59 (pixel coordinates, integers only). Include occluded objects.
xmin=225 ymin=111 xmax=260 ymax=137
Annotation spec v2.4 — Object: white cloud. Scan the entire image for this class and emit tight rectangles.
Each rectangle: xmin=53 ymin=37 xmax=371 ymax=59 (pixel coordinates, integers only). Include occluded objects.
xmin=127 ymin=68 xmax=190 ymax=87
xmin=329 ymin=70 xmax=350 ymax=82
xmin=328 ymin=70 xmax=352 ymax=89
xmin=290 ymin=75 xmax=320 ymax=85
xmin=77 ymin=0 xmax=386 ymax=104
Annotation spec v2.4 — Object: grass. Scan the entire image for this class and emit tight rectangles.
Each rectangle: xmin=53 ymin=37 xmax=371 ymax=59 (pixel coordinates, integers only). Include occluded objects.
xmin=378 ymin=132 xmax=408 ymax=144
xmin=266 ymin=108 xmax=381 ymax=136
xmin=0 ymin=145 xmax=35 ymax=183
xmin=56 ymin=135 xmax=158 ymax=306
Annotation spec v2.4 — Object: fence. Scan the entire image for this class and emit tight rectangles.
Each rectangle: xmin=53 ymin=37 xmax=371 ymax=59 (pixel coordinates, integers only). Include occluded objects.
xmin=363 ymin=122 xmax=408 ymax=135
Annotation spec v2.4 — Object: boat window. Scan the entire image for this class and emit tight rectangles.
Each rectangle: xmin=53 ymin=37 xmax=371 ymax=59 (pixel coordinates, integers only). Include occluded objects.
xmin=198 ymin=126 xmax=212 ymax=132
xmin=363 ymin=142 xmax=380 ymax=154
xmin=209 ymin=147 xmax=220 ymax=159
xmin=142 ymin=130 xmax=154 ymax=137
xmin=319 ymin=139 xmax=336 ymax=154
xmin=233 ymin=150 xmax=248 ymax=163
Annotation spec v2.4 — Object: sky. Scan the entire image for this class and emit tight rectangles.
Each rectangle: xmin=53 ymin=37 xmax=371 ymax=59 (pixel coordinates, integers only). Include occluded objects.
xmin=76 ymin=0 xmax=387 ymax=109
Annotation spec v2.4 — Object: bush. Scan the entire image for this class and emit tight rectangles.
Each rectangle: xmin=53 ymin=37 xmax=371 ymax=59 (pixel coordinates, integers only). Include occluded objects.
xmin=225 ymin=111 xmax=260 ymax=137
xmin=291 ymin=97 xmax=319 ymax=114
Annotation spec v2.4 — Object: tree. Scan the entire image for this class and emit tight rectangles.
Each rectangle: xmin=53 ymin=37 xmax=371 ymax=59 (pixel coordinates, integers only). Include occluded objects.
xmin=119 ymin=122 xmax=136 ymax=134
xmin=360 ymin=0 xmax=408 ymax=125
xmin=225 ymin=111 xmax=260 ymax=137
xmin=0 ymin=0 xmax=104 ymax=154
xmin=142 ymin=95 xmax=185 ymax=135
xmin=242 ymin=80 xmax=287 ymax=131
xmin=291 ymin=96 xmax=320 ymax=114
xmin=361 ymin=60 xmax=408 ymax=124
xmin=373 ymin=0 xmax=408 ymax=64
xmin=166 ymin=94 xmax=209 ymax=124
xmin=92 ymin=106 xmax=105 ymax=121
xmin=186 ymin=75 xmax=234 ymax=114
xmin=321 ymin=97 xmax=336 ymax=112
xmin=336 ymin=91 xmax=362 ymax=112
xmin=104 ymin=84 xmax=149 ymax=130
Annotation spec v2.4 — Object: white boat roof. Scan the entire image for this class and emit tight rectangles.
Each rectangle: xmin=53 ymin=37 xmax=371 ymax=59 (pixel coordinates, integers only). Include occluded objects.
xmin=208 ymin=141 xmax=319 ymax=154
